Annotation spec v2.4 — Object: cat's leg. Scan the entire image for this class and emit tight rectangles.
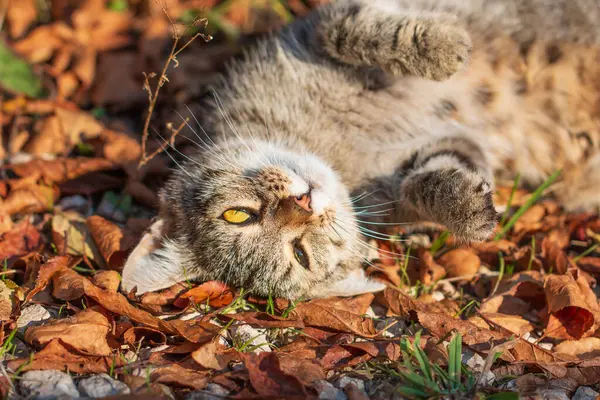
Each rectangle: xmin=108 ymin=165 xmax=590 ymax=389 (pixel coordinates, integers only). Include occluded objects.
xmin=358 ymin=135 xmax=498 ymax=242
xmin=315 ymin=0 xmax=472 ymax=81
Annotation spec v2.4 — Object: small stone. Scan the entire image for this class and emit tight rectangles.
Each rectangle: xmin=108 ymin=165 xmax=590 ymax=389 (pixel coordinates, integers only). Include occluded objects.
xmin=463 ymin=349 xmax=485 ymax=373
xmin=539 ymin=389 xmax=570 ymax=400
xmin=430 ymin=291 xmax=445 ymax=302
xmin=77 ymin=374 xmax=130 ymax=398
xmin=314 ymin=380 xmax=347 ymax=400
xmin=230 ymin=324 xmax=271 ymax=353
xmin=17 ymin=304 xmax=52 ymax=332
xmin=185 ymin=383 xmax=230 ymax=400
xmin=20 ymin=370 xmax=80 ymax=399
xmin=573 ymin=386 xmax=600 ymax=400
xmin=337 ymin=376 xmax=365 ymax=391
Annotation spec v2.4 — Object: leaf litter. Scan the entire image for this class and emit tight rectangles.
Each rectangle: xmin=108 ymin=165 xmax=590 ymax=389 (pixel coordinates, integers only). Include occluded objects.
xmin=1 ymin=1 xmax=600 ymax=399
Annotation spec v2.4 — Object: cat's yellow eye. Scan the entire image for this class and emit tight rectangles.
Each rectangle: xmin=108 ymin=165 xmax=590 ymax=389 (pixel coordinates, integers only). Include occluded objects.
xmin=222 ymin=209 xmax=252 ymax=224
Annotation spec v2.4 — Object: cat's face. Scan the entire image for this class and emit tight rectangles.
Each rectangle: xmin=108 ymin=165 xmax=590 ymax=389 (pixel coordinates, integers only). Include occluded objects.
xmin=161 ymin=140 xmax=366 ymax=298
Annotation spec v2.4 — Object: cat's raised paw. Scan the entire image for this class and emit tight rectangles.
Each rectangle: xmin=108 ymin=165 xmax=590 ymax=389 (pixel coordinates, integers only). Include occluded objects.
xmin=412 ymin=21 xmax=472 ymax=81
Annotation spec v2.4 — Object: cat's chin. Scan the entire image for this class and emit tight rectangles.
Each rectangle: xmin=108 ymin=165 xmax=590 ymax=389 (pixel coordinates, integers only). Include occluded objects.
xmin=121 ymin=219 xmax=386 ymax=298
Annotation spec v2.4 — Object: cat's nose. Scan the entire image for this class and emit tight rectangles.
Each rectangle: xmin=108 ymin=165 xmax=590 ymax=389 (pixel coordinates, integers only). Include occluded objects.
xmin=293 ymin=194 xmax=312 ymax=213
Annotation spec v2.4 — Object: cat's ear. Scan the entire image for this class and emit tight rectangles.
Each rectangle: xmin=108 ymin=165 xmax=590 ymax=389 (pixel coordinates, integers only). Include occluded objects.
xmin=307 ymin=268 xmax=387 ymax=298
xmin=121 ymin=219 xmax=190 ymax=295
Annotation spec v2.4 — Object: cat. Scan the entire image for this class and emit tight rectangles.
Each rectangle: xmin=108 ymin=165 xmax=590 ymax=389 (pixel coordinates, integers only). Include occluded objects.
xmin=121 ymin=0 xmax=600 ymax=299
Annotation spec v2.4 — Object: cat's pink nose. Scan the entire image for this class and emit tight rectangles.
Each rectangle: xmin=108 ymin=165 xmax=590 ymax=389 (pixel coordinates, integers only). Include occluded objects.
xmin=293 ymin=194 xmax=312 ymax=212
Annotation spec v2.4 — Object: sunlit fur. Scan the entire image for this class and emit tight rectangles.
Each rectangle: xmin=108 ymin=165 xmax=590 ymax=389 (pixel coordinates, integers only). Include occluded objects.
xmin=122 ymin=0 xmax=600 ymax=298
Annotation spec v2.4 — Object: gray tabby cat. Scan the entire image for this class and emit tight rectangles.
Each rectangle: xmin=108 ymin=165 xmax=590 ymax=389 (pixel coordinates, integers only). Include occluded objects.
xmin=121 ymin=0 xmax=600 ymax=299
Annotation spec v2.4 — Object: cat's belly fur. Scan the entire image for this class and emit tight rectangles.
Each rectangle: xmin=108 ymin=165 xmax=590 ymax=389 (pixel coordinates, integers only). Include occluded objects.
xmin=202 ymin=15 xmax=600 ymax=209
xmin=291 ymin=36 xmax=600 ymax=199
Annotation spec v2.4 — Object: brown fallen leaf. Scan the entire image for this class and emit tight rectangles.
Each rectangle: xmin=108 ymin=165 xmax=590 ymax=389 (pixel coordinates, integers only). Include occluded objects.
xmin=81 ymin=279 xmax=178 ymax=335
xmin=241 ymin=352 xmax=309 ymax=398
xmin=123 ymin=326 xmax=166 ymax=347
xmin=437 ymin=248 xmax=481 ymax=279
xmin=6 ymin=0 xmax=37 ymax=38
xmin=92 ymin=270 xmax=121 ymax=293
xmin=219 ymin=312 xmax=304 ymax=329
xmin=24 ymin=309 xmax=112 ymax=355
xmin=86 ymin=215 xmax=133 ymax=271
xmin=175 ymin=281 xmax=234 ymax=308
xmin=7 ymin=157 xmax=116 ymax=184
xmin=544 ymin=270 xmax=600 ymax=339
xmin=379 ymin=287 xmax=457 ymax=317
xmin=191 ymin=339 xmax=233 ymax=371
xmin=140 ymin=282 xmax=188 ymax=306
xmin=51 ymin=267 xmax=85 ymax=301
xmin=8 ymin=339 xmax=120 ymax=374
xmin=25 ymin=256 xmax=76 ymax=302
xmin=0 ymin=183 xmax=58 ymax=215
xmin=52 ymin=212 xmax=105 ymax=267
xmin=150 ymin=364 xmax=210 ymax=390
xmin=291 ymin=297 xmax=378 ymax=337
xmin=554 ymin=337 xmax=600 ymax=359
xmin=0 ymin=218 xmax=42 ymax=261
xmin=419 ymin=249 xmax=446 ymax=285
xmin=469 ymin=313 xmax=534 ymax=336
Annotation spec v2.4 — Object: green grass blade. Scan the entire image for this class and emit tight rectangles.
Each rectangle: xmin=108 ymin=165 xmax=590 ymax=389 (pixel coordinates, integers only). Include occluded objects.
xmin=430 ymin=231 xmax=450 ymax=255
xmin=574 ymin=243 xmax=599 ymax=263
xmin=448 ymin=332 xmax=462 ymax=389
xmin=397 ymin=385 xmax=430 ymax=399
xmin=494 ymin=170 xmax=561 ymax=240
xmin=499 ymin=174 xmax=521 ymax=226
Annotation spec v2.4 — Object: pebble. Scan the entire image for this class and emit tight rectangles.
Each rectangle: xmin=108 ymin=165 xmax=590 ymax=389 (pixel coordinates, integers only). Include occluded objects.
xmin=539 ymin=389 xmax=570 ymax=400
xmin=337 ymin=376 xmax=365 ymax=392
xmin=573 ymin=386 xmax=600 ymax=400
xmin=185 ymin=383 xmax=230 ymax=400
xmin=314 ymin=380 xmax=347 ymax=400
xmin=20 ymin=370 xmax=80 ymax=399
xmin=77 ymin=373 xmax=130 ymax=398
xmin=230 ymin=324 xmax=271 ymax=353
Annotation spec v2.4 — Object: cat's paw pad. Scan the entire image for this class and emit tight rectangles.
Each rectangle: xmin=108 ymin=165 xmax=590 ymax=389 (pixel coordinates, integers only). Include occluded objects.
xmin=415 ymin=22 xmax=472 ymax=81
xmin=441 ymin=170 xmax=498 ymax=242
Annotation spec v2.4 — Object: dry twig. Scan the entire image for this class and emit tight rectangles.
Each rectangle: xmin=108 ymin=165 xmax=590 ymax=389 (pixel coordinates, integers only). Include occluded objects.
xmin=138 ymin=1 xmax=212 ymax=168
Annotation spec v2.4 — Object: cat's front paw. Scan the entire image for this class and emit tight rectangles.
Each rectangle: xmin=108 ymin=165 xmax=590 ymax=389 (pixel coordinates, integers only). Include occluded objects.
xmin=439 ymin=170 xmax=498 ymax=242
xmin=414 ymin=21 xmax=472 ymax=81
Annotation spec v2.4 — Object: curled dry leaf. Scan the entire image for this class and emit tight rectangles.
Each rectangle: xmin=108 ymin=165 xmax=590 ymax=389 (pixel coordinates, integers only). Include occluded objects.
xmin=544 ymin=270 xmax=600 ymax=339
xmin=554 ymin=337 xmax=600 ymax=359
xmin=52 ymin=212 xmax=105 ymax=267
xmin=379 ymin=287 xmax=457 ymax=317
xmin=25 ymin=256 xmax=75 ymax=302
xmin=437 ymin=248 xmax=481 ymax=279
xmin=123 ymin=326 xmax=167 ymax=347
xmin=140 ymin=282 xmax=188 ymax=306
xmin=24 ymin=309 xmax=112 ymax=355
xmin=91 ymin=270 xmax=121 ymax=293
xmin=8 ymin=339 xmax=120 ymax=374
xmin=86 ymin=215 xmax=133 ymax=271
xmin=51 ymin=267 xmax=85 ymax=301
xmin=175 ymin=281 xmax=234 ymax=308
xmin=419 ymin=249 xmax=446 ymax=285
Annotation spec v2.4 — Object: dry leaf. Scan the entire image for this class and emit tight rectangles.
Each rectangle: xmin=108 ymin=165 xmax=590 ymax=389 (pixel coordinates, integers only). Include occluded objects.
xmin=544 ymin=271 xmax=600 ymax=339
xmin=86 ymin=215 xmax=133 ymax=271
xmin=241 ymin=352 xmax=309 ymax=398
xmin=92 ymin=270 xmax=121 ymax=292
xmin=191 ymin=339 xmax=233 ymax=370
xmin=8 ymin=339 xmax=119 ymax=374
xmin=176 ymin=281 xmax=234 ymax=308
xmin=52 ymin=212 xmax=105 ymax=267
xmin=0 ymin=183 xmax=58 ymax=215
xmin=51 ymin=267 xmax=85 ymax=301
xmin=437 ymin=248 xmax=481 ymax=278
xmin=24 ymin=309 xmax=112 ymax=355
xmin=6 ymin=0 xmax=37 ymax=38
xmin=150 ymin=364 xmax=209 ymax=390
xmin=8 ymin=157 xmax=116 ymax=184
xmin=0 ymin=218 xmax=42 ymax=261
xmin=554 ymin=337 xmax=600 ymax=359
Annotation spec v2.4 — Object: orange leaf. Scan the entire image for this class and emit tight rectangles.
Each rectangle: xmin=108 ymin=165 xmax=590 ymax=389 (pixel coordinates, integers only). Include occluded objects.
xmin=24 ymin=309 xmax=112 ymax=355
xmin=177 ymin=281 xmax=234 ymax=308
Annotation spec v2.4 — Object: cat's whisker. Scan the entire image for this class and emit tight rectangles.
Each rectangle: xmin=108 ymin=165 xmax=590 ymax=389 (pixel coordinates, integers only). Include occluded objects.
xmin=150 ymin=129 xmax=192 ymax=178
xmin=352 ymin=200 xmax=400 ymax=210
xmin=327 ymin=224 xmax=382 ymax=270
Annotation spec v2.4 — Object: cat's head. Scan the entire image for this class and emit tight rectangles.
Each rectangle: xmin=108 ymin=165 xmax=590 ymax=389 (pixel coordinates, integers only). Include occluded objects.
xmin=121 ymin=139 xmax=385 ymax=299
